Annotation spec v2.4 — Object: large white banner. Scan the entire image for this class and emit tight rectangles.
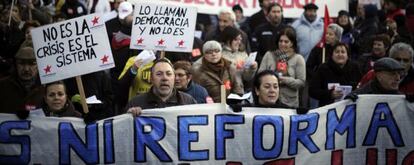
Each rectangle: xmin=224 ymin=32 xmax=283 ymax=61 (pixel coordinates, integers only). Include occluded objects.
xmin=130 ymin=3 xmax=197 ymax=52
xmin=130 ymin=0 xmax=349 ymax=18
xmin=31 ymin=14 xmax=115 ymax=84
xmin=1 ymin=95 xmax=414 ymax=164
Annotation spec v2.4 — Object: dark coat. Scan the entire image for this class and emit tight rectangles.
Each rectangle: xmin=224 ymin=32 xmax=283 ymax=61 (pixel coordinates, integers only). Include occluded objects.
xmin=306 ymin=44 xmax=335 ymax=81
xmin=399 ymin=67 xmax=414 ymax=95
xmin=357 ymin=53 xmax=384 ymax=75
xmin=251 ymin=22 xmax=287 ymax=64
xmin=42 ymin=99 xmax=82 ymax=118
xmin=351 ymin=78 xmax=401 ymax=95
xmin=124 ymin=88 xmax=197 ymax=110
xmin=309 ymin=59 xmax=362 ymax=106
xmin=248 ymin=10 xmax=268 ymax=33
xmin=0 ymin=75 xmax=44 ymax=114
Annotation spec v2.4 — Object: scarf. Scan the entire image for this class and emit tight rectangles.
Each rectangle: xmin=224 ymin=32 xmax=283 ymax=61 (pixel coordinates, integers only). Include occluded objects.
xmin=202 ymin=57 xmax=228 ymax=78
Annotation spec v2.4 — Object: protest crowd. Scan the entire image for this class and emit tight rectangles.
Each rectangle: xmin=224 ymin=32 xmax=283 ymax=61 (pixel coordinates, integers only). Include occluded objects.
xmin=0 ymin=0 xmax=413 ymax=122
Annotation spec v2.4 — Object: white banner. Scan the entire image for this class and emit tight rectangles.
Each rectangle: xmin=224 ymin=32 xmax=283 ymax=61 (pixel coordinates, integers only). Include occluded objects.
xmin=130 ymin=3 xmax=197 ymax=52
xmin=129 ymin=0 xmax=349 ymax=18
xmin=1 ymin=95 xmax=414 ymax=164
xmin=31 ymin=14 xmax=115 ymax=84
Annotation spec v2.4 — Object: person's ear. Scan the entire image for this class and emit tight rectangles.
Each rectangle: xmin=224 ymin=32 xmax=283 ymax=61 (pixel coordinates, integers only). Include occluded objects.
xmin=255 ymin=87 xmax=260 ymax=96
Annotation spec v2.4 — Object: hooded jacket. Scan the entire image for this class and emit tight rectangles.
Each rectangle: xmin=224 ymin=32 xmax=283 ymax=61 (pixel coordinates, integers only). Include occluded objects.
xmin=291 ymin=14 xmax=324 ymax=61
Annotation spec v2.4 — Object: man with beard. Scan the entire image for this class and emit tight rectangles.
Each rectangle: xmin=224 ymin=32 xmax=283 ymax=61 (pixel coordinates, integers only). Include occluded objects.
xmin=252 ymin=3 xmax=287 ymax=66
xmin=0 ymin=47 xmax=44 ymax=118
xmin=291 ymin=3 xmax=324 ymax=61
xmin=357 ymin=34 xmax=391 ymax=75
xmin=125 ymin=59 xmax=197 ymax=117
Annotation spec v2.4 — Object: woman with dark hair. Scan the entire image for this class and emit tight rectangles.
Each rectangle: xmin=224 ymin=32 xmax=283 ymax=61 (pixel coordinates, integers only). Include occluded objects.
xmin=229 ymin=70 xmax=308 ymax=114
xmin=42 ymin=81 xmax=81 ymax=117
xmin=309 ymin=43 xmax=362 ymax=107
xmin=258 ymin=27 xmax=306 ymax=108
xmin=221 ymin=26 xmax=257 ymax=91
xmin=251 ymin=70 xmax=286 ymax=107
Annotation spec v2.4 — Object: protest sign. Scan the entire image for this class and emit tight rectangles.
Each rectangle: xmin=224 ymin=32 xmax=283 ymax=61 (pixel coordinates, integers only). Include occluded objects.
xmin=130 ymin=3 xmax=197 ymax=52
xmin=129 ymin=0 xmax=348 ymax=18
xmin=31 ymin=14 xmax=114 ymax=84
xmin=1 ymin=95 xmax=414 ymax=164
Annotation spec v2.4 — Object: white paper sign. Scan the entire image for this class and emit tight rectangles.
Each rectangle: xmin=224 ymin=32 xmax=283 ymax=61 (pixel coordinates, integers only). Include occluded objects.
xmin=130 ymin=3 xmax=197 ymax=52
xmin=31 ymin=14 xmax=114 ymax=84
xmin=244 ymin=52 xmax=257 ymax=68
xmin=134 ymin=50 xmax=156 ymax=67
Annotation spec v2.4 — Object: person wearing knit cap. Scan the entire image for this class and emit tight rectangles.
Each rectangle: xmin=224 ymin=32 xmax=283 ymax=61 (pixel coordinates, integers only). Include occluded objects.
xmin=0 ymin=47 xmax=44 ymax=118
xmin=336 ymin=10 xmax=354 ymax=46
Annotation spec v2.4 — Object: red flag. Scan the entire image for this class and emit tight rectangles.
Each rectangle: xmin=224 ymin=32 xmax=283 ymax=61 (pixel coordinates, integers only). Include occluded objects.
xmin=316 ymin=4 xmax=331 ymax=48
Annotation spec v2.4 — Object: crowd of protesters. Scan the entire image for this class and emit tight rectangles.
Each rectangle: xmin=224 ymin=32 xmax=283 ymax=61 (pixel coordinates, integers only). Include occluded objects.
xmin=0 ymin=0 xmax=414 ymax=121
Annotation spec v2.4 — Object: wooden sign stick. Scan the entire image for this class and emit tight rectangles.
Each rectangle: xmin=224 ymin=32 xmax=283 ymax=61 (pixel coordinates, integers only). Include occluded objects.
xmin=75 ymin=76 xmax=89 ymax=114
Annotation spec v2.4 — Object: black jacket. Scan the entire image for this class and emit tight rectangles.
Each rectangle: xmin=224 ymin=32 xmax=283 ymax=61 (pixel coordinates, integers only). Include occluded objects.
xmin=124 ymin=88 xmax=197 ymax=110
xmin=251 ymin=22 xmax=287 ymax=64
xmin=306 ymin=44 xmax=335 ymax=81
xmin=351 ymin=78 xmax=401 ymax=95
xmin=309 ymin=59 xmax=362 ymax=106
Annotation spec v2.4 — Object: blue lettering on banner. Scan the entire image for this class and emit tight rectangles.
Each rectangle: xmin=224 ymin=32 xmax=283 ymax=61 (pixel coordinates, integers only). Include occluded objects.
xmin=363 ymin=103 xmax=404 ymax=147
xmin=0 ymin=121 xmax=31 ymax=164
xmin=134 ymin=117 xmax=172 ymax=162
xmin=252 ymin=115 xmax=284 ymax=160
xmin=59 ymin=122 xmax=99 ymax=164
xmin=178 ymin=115 xmax=209 ymax=161
xmin=288 ymin=113 xmax=320 ymax=155
xmin=215 ymin=114 xmax=245 ymax=160
xmin=326 ymin=104 xmax=356 ymax=150
xmin=103 ymin=119 xmax=114 ymax=163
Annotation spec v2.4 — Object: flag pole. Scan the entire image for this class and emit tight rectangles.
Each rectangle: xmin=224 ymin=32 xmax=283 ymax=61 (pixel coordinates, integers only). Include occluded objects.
xmin=8 ymin=0 xmax=15 ymax=26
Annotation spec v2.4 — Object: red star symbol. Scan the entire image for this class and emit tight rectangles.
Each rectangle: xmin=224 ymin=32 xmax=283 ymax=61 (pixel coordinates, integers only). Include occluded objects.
xmin=157 ymin=39 xmax=164 ymax=45
xmin=44 ymin=65 xmax=51 ymax=74
xmin=137 ymin=38 xmax=144 ymax=44
xmin=91 ymin=16 xmax=99 ymax=26
xmin=101 ymin=55 xmax=109 ymax=64
xmin=178 ymin=40 xmax=184 ymax=46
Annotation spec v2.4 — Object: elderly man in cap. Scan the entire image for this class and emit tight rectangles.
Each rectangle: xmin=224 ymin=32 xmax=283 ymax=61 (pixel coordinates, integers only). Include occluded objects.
xmin=291 ymin=3 xmax=324 ymax=61
xmin=0 ymin=47 xmax=44 ymax=118
xmin=351 ymin=57 xmax=405 ymax=95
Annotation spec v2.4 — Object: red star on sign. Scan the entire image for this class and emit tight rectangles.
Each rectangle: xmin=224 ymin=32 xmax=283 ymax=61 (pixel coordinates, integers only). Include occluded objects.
xmin=137 ymin=38 xmax=144 ymax=44
xmin=101 ymin=55 xmax=109 ymax=64
xmin=44 ymin=65 xmax=51 ymax=74
xmin=91 ymin=16 xmax=99 ymax=26
xmin=157 ymin=39 xmax=164 ymax=45
xmin=178 ymin=40 xmax=184 ymax=46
